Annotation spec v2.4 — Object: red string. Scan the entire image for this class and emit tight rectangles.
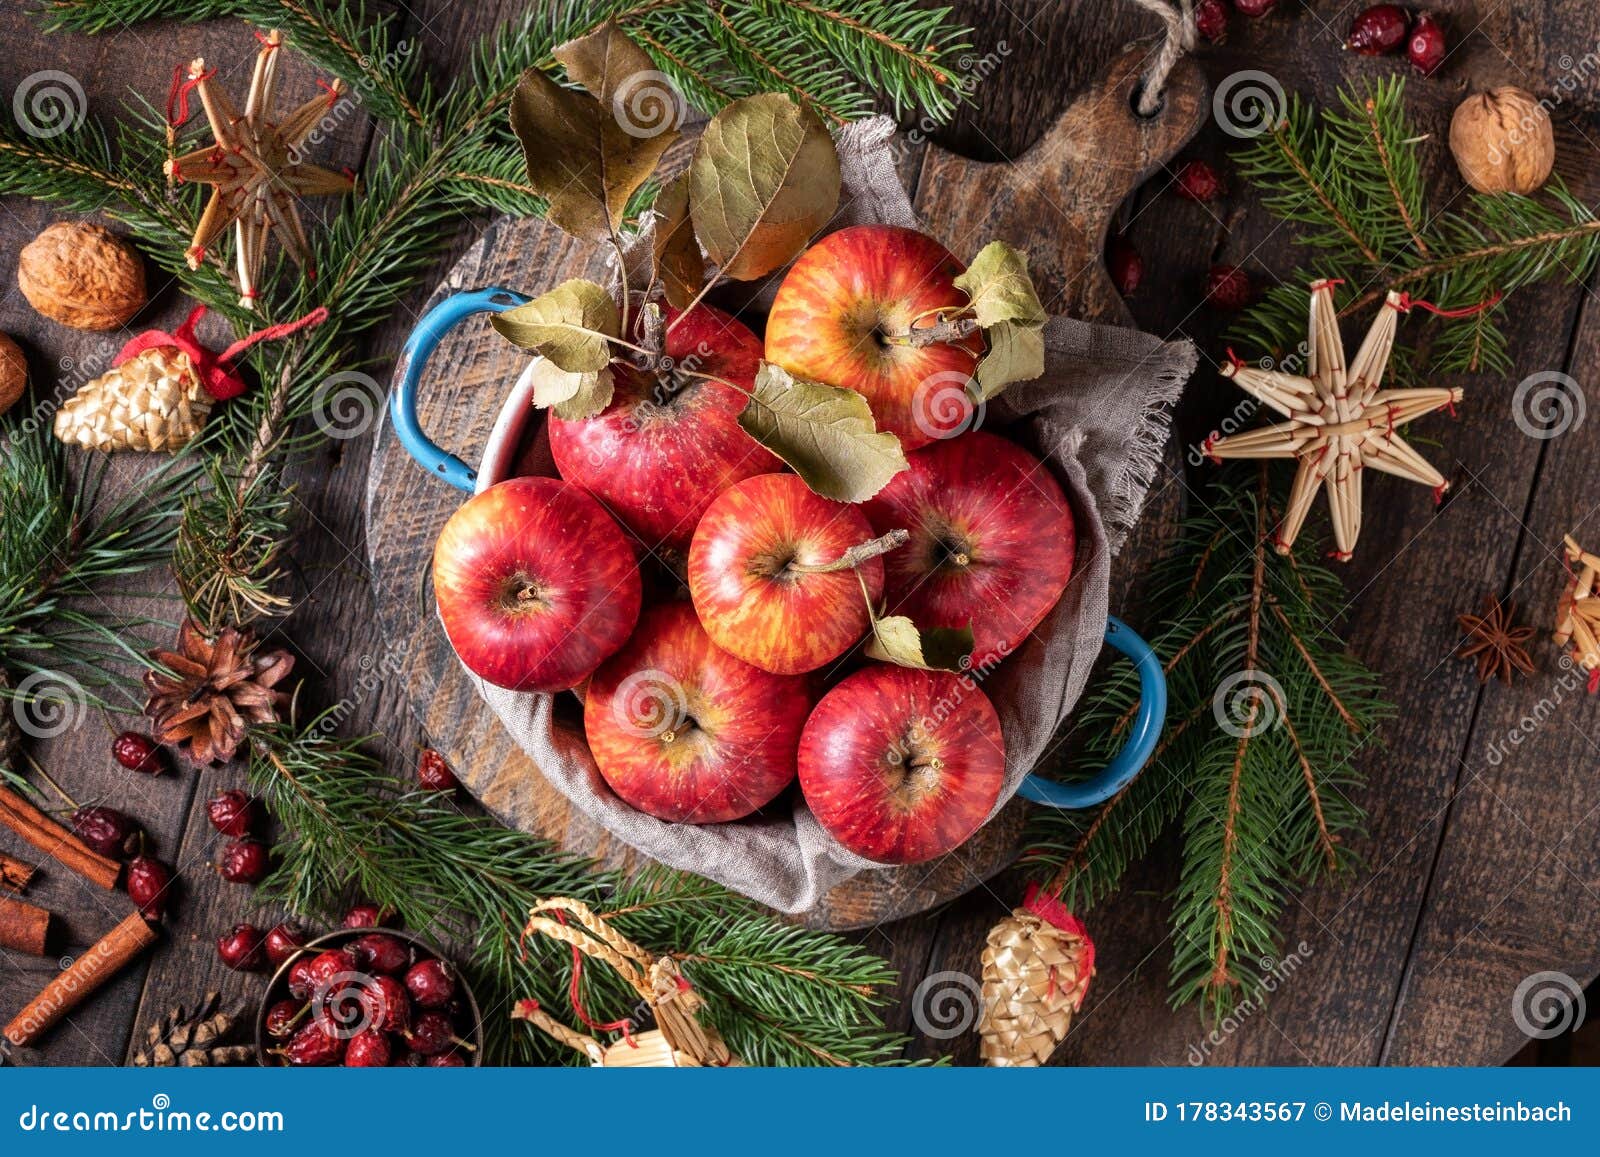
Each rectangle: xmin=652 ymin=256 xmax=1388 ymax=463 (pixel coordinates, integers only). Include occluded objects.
xmin=252 ymin=30 xmax=279 ymax=49
xmin=1326 ymin=549 xmax=1353 ymax=561
xmin=552 ymin=911 xmax=635 ymax=1044
xmin=165 ymin=66 xmax=214 ymax=128
xmin=218 ymin=306 xmax=329 ymax=364
xmin=1201 ymin=433 xmax=1220 ymax=464
xmin=1587 ymin=667 xmax=1599 ymax=695
xmin=1396 ymin=290 xmax=1503 ymax=318
xmin=315 ymin=78 xmax=341 ymax=108
xmin=1432 ymin=484 xmax=1448 ymax=506
xmin=1223 ymin=347 xmax=1245 ymax=372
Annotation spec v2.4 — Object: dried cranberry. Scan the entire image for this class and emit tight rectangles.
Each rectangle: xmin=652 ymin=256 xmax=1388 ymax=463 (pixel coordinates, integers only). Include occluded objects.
xmin=218 ymin=839 xmax=269 ymax=884
xmin=344 ymin=1029 xmax=392 ymax=1067
xmin=1408 ymin=13 xmax=1447 ymax=76
xmin=342 ymin=903 xmax=393 ymax=929
xmin=418 ymin=749 xmax=460 ymax=793
xmin=404 ymin=958 xmax=457 ymax=1010
xmin=205 ymin=790 xmax=261 ymax=838
xmin=1204 ymin=264 xmax=1253 ymax=310
xmin=278 ymin=1022 xmax=343 ymax=1066
xmin=350 ymin=933 xmax=410 ymax=975
xmin=264 ymin=922 xmax=308 ymax=967
xmin=1195 ymin=0 xmax=1229 ymax=40
xmin=1345 ymin=4 xmax=1409 ymax=54
xmin=112 ymin=732 xmax=167 ymax=775
xmin=125 ymin=855 xmax=174 ymax=920
xmin=217 ymin=924 xmax=268 ymax=971
xmin=1107 ymin=236 xmax=1143 ymax=297
xmin=264 ymin=999 xmax=303 ymax=1040
xmin=405 ymin=1011 xmax=459 ymax=1057
xmin=1174 ymin=159 xmax=1225 ymax=202
xmin=72 ymin=806 xmax=140 ymax=859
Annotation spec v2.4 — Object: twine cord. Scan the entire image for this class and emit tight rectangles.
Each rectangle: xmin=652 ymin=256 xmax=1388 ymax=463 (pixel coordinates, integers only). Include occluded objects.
xmin=1128 ymin=0 xmax=1195 ymax=117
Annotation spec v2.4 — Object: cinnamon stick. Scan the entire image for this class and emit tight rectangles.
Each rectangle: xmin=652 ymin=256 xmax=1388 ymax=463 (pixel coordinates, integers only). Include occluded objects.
xmin=0 ymin=896 xmax=50 ymax=956
xmin=0 ymin=785 xmax=120 ymax=890
xmin=0 ymin=852 xmax=35 ymax=893
xmin=3 ymin=911 xmax=156 ymax=1047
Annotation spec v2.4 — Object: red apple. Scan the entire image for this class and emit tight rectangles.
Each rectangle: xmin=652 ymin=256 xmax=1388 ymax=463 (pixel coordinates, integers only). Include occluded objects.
xmin=432 ymin=476 xmax=641 ymax=692
xmin=549 ymin=303 xmax=780 ymax=549
xmin=765 ymin=224 xmax=983 ymax=451
xmin=862 ymin=430 xmax=1073 ymax=671
xmin=688 ymin=473 xmax=884 ymax=675
xmin=584 ymin=601 xmax=810 ymax=823
xmin=798 ymin=665 xmax=1006 ymax=864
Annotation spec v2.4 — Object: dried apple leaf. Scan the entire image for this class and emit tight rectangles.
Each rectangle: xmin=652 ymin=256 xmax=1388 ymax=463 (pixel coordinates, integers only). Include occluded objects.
xmin=865 ymin=615 xmax=975 ymax=673
xmin=490 ymin=279 xmax=620 ymax=373
xmin=527 ymin=360 xmax=615 ymax=421
xmin=508 ymin=21 xmax=677 ymax=244
xmin=689 ymin=93 xmax=841 ymax=282
xmin=738 ymin=362 xmax=907 ymax=503
xmin=974 ymin=319 xmax=1046 ymax=399
xmin=954 ymin=240 xmax=1049 ymax=328
xmin=652 ymin=173 xmax=705 ymax=310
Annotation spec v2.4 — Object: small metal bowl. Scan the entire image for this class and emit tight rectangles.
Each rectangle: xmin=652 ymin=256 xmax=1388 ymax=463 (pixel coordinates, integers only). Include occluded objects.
xmin=255 ymin=927 xmax=484 ymax=1066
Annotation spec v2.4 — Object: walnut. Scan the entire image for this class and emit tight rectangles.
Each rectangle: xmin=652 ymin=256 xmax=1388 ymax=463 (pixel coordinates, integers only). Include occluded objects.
xmin=1449 ymin=87 xmax=1555 ymax=195
xmin=17 ymin=221 xmax=147 ymax=331
xmin=0 ymin=333 xmax=25 ymax=416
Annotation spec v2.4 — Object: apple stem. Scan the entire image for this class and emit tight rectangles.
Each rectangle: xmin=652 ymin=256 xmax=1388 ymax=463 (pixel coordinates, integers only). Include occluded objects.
xmin=785 ymin=529 xmax=909 ymax=575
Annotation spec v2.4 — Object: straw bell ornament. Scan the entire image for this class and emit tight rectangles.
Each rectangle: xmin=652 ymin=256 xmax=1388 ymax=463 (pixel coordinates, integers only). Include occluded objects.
xmin=1203 ymin=279 xmax=1471 ymax=560
xmin=53 ymin=305 xmax=328 ymax=453
xmin=1554 ymin=535 xmax=1600 ymax=692
xmin=977 ymin=885 xmax=1095 ymax=1066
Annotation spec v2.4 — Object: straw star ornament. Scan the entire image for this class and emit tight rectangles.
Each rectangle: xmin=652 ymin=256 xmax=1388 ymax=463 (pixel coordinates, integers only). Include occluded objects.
xmin=1205 ymin=279 xmax=1463 ymax=560
xmin=165 ymin=30 xmax=355 ymax=310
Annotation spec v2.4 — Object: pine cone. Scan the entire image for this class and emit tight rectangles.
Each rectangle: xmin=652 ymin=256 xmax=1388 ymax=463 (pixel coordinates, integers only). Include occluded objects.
xmin=54 ymin=346 xmax=212 ymax=453
xmin=132 ymin=991 xmax=255 ymax=1066
xmin=144 ymin=620 xmax=294 ymax=766
xmin=977 ymin=887 xmax=1095 ymax=1067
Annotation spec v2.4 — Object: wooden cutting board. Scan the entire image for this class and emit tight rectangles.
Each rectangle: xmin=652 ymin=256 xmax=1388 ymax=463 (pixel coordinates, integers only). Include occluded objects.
xmin=365 ymin=48 xmax=1206 ymax=930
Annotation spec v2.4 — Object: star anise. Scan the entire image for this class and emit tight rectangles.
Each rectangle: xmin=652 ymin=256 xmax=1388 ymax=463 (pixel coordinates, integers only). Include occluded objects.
xmin=1456 ymin=596 xmax=1536 ymax=685
xmin=144 ymin=619 xmax=294 ymax=765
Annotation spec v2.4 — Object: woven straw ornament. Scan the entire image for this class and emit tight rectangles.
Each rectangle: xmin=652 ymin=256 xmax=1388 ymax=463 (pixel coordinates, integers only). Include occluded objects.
xmin=978 ymin=885 xmax=1095 ymax=1066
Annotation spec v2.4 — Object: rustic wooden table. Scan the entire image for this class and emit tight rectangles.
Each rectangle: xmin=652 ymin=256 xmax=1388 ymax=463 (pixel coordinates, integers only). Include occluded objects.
xmin=3 ymin=1 xmax=1599 ymax=1068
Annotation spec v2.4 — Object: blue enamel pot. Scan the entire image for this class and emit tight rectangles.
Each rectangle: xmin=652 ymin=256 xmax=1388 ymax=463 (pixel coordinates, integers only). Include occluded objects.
xmin=390 ymin=287 xmax=1167 ymax=811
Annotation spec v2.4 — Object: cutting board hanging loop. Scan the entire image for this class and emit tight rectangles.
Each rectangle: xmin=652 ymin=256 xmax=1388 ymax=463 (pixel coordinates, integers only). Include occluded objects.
xmin=1128 ymin=0 xmax=1198 ymax=118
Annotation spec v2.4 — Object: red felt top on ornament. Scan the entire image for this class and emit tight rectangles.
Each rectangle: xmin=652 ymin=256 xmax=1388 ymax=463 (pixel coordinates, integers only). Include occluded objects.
xmin=1023 ymin=882 xmax=1096 ymax=976
xmin=114 ymin=304 xmax=328 ymax=402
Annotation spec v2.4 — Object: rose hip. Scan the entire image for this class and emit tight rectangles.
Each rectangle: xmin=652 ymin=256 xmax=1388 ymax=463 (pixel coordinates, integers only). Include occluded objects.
xmin=1408 ymin=13 xmax=1447 ymax=76
xmin=344 ymin=1029 xmax=392 ymax=1067
xmin=359 ymin=974 xmax=412 ymax=1035
xmin=404 ymin=958 xmax=456 ymax=1009
xmin=287 ymin=957 xmax=317 ymax=1001
xmin=125 ymin=855 xmax=174 ymax=920
xmin=342 ymin=903 xmax=392 ymax=929
xmin=1345 ymin=4 xmax=1409 ymax=55
xmin=219 ymin=839 xmax=269 ymax=884
xmin=205 ymin=790 xmax=261 ymax=838
xmin=263 ymin=922 xmax=308 ymax=967
xmin=72 ymin=806 xmax=140 ymax=859
xmin=217 ymin=924 xmax=267 ymax=971
xmin=279 ymin=1022 xmax=343 ymax=1066
xmin=1233 ymin=0 xmax=1277 ymax=16
xmin=264 ymin=999 xmax=303 ymax=1040
xmin=405 ymin=1011 xmax=460 ymax=1057
xmin=302 ymin=948 xmax=357 ymax=991
xmin=426 ymin=1052 xmax=465 ymax=1067
xmin=112 ymin=732 xmax=167 ymax=775
xmin=1204 ymin=264 xmax=1252 ymax=310
xmin=1195 ymin=0 xmax=1228 ymax=40
xmin=1174 ymin=159 xmax=1225 ymax=202
xmin=1107 ymin=236 xmax=1143 ymax=297
xmin=418 ymin=749 xmax=460 ymax=793
xmin=350 ymin=932 xmax=410 ymax=975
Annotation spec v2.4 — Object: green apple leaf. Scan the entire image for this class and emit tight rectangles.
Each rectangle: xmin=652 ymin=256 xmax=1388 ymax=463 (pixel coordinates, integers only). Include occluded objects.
xmin=973 ymin=319 xmax=1047 ymax=399
xmin=527 ymin=359 xmax=615 ymax=421
xmin=865 ymin=614 xmax=975 ymax=673
xmin=689 ymin=93 xmax=841 ymax=282
xmin=491 ymin=279 xmax=621 ymax=373
xmin=954 ymin=240 xmax=1049 ymax=328
xmin=651 ymin=173 xmax=704 ymax=310
xmin=508 ymin=20 xmax=677 ymax=243
xmin=738 ymin=362 xmax=907 ymax=503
